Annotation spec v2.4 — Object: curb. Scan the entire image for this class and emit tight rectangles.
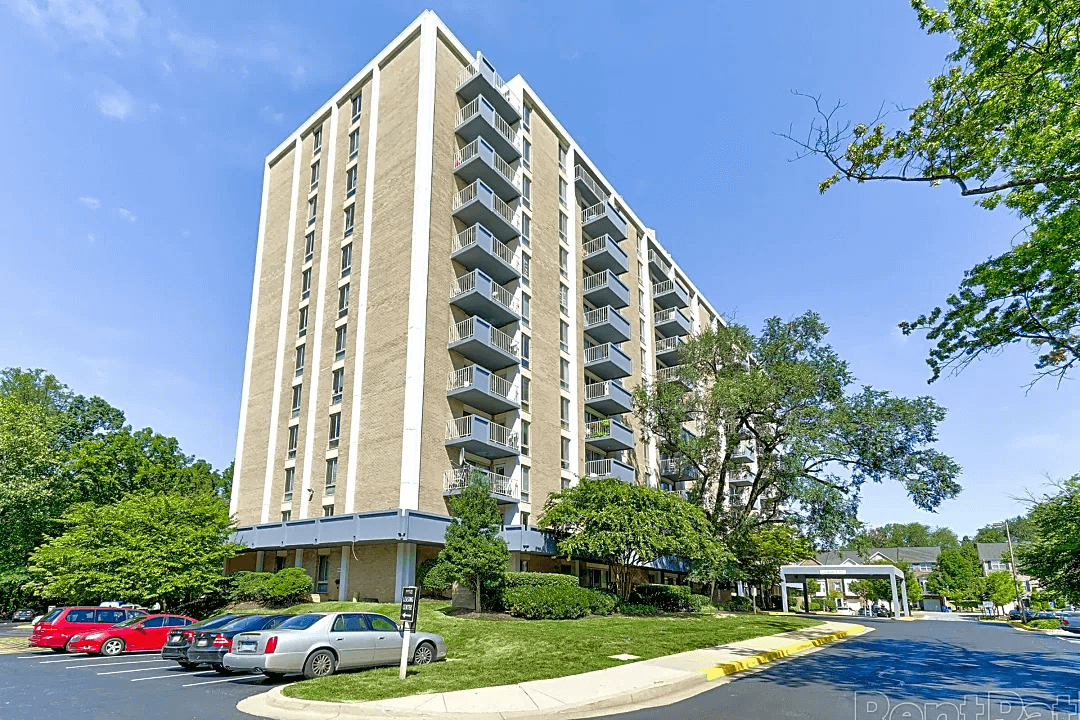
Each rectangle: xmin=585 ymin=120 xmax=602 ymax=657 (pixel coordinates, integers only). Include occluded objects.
xmin=700 ymin=624 xmax=868 ymax=681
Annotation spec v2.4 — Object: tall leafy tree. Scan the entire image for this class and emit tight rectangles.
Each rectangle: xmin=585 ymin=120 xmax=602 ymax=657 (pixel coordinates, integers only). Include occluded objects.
xmin=539 ymin=477 xmax=717 ymax=601
xmin=634 ymin=313 xmax=961 ymax=552
xmin=785 ymin=0 xmax=1080 ymax=384
xmin=984 ymin=570 xmax=1022 ymax=613
xmin=926 ymin=545 xmax=982 ymax=604
xmin=436 ymin=472 xmax=509 ymax=612
xmin=1015 ymin=477 xmax=1080 ymax=603
xmin=733 ymin=525 xmax=815 ymax=608
xmin=972 ymin=514 xmax=1037 ymax=544
xmin=852 ymin=522 xmax=959 ymax=549
xmin=29 ymin=491 xmax=238 ymax=611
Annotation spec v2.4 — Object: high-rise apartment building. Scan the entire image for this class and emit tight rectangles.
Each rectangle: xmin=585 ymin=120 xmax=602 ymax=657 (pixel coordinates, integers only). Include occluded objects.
xmin=228 ymin=11 xmax=726 ymax=601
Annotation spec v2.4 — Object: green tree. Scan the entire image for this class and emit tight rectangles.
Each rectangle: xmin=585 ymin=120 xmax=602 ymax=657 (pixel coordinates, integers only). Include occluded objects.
xmin=855 ymin=560 xmax=924 ymax=606
xmin=984 ymin=570 xmax=1022 ymax=614
xmin=436 ymin=472 xmax=509 ymax=612
xmin=539 ymin=477 xmax=717 ymax=602
xmin=973 ymin=515 xmax=1037 ymax=544
xmin=786 ymin=0 xmax=1080 ymax=384
xmin=1015 ymin=477 xmax=1080 ymax=603
xmin=29 ymin=491 xmax=238 ymax=611
xmin=852 ymin=522 xmax=959 ymax=549
xmin=733 ymin=525 xmax=815 ymax=607
xmin=687 ymin=539 xmax=739 ymax=604
xmin=926 ymin=545 xmax=981 ymax=604
xmin=634 ymin=314 xmax=960 ymax=551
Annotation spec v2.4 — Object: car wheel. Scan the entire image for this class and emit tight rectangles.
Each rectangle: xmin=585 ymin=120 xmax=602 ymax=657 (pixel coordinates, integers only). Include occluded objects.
xmin=412 ymin=641 xmax=436 ymax=665
xmin=213 ymin=665 xmax=233 ymax=675
xmin=177 ymin=661 xmax=198 ymax=671
xmin=263 ymin=672 xmax=287 ymax=682
xmin=303 ymin=649 xmax=336 ymax=679
xmin=100 ymin=638 xmax=125 ymax=657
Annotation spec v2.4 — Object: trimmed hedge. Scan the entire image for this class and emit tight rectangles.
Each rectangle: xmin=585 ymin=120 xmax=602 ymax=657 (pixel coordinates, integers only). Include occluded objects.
xmin=502 ymin=572 xmax=579 ymax=589
xmin=722 ymin=596 xmax=754 ymax=612
xmin=631 ymin=584 xmax=694 ymax=612
xmin=688 ymin=594 xmax=714 ymax=612
xmin=502 ymin=585 xmax=618 ymax=619
xmin=230 ymin=569 xmax=313 ymax=607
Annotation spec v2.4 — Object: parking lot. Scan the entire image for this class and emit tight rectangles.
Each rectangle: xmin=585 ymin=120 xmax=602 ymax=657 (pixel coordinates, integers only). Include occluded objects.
xmin=0 ymin=628 xmax=278 ymax=720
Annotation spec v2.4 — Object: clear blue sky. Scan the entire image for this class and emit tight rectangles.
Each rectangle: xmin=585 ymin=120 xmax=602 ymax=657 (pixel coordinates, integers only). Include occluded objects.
xmin=2 ymin=0 xmax=1076 ymax=538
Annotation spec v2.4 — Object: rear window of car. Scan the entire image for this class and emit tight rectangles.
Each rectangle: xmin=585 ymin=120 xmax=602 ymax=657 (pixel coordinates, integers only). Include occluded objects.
xmin=42 ymin=609 xmax=63 ymax=623
xmin=65 ymin=609 xmax=98 ymax=623
xmin=96 ymin=609 xmax=126 ymax=624
xmin=189 ymin=615 xmax=237 ymax=630
xmin=263 ymin=616 xmax=292 ymax=629
xmin=126 ymin=610 xmax=147 ymax=619
xmin=222 ymin=615 xmax=270 ymax=632
xmin=278 ymin=614 xmax=323 ymax=630
xmin=166 ymin=617 xmax=191 ymax=627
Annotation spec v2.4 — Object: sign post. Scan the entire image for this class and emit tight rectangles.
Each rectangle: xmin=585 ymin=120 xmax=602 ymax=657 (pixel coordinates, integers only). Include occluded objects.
xmin=399 ymin=585 xmax=418 ymax=680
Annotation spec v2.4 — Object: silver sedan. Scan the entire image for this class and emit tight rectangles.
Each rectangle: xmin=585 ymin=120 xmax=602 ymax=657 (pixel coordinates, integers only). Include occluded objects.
xmin=222 ymin=611 xmax=447 ymax=679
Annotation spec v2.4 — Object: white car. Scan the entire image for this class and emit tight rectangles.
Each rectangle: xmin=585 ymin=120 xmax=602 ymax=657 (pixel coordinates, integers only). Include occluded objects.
xmin=222 ymin=611 xmax=447 ymax=680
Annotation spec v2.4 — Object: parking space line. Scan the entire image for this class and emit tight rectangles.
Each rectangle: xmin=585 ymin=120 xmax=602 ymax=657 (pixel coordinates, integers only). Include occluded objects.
xmin=38 ymin=656 xmax=97 ymax=664
xmin=66 ymin=659 xmax=171 ymax=669
xmin=98 ymin=667 xmax=170 ymax=675
xmin=131 ymin=671 xmax=216 ymax=682
xmin=182 ymin=677 xmax=256 ymax=687
xmin=16 ymin=655 xmax=53 ymax=659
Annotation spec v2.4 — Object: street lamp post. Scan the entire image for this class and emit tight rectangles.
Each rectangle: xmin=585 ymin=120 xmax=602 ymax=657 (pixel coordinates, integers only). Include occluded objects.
xmin=993 ymin=520 xmax=1023 ymax=614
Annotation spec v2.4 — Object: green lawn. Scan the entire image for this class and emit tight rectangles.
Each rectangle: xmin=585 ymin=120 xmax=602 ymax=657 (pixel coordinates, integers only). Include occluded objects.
xmin=278 ymin=601 xmax=819 ymax=703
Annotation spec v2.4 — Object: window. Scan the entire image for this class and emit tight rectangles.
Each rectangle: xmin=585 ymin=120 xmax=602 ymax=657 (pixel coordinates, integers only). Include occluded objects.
xmin=559 ymin=284 xmax=568 ymax=315
xmin=638 ymin=261 xmax=645 ymax=287
xmin=350 ymin=94 xmax=361 ymax=121
xmin=559 ymin=145 xmax=568 ymax=171
xmin=281 ymin=509 xmax=292 ymax=521
xmin=287 ymin=425 xmax=298 ymax=459
xmin=521 ymin=377 xmax=530 ymax=413
xmin=520 ymin=513 xmax=530 ymax=527
xmin=341 ymin=244 xmax=352 ymax=277
xmin=560 ymin=358 xmax=570 ymax=390
xmin=312 ymin=126 xmax=323 ymax=154
xmin=639 ymin=318 xmax=646 ymax=338
xmin=522 ymin=139 xmax=531 ymax=170
xmin=523 ymin=104 xmax=532 ymax=132
xmin=335 ymin=325 xmax=348 ymax=361
xmin=560 ymin=320 xmax=569 ymax=352
xmin=338 ymin=284 xmax=350 ymax=318
xmin=559 ymin=212 xmax=568 ymax=243
xmin=522 ymin=176 xmax=531 ymax=209
xmin=521 ymin=294 xmax=530 ymax=328
xmin=559 ymin=248 xmax=568 ymax=278
xmin=322 ymin=505 xmax=334 ymax=518
xmin=332 ymin=368 xmax=344 ymax=405
xmin=346 ymin=166 xmax=357 ymax=198
xmin=521 ymin=420 xmax=530 ymax=456
xmin=521 ymin=253 xmax=530 ymax=287
xmin=310 ymin=160 xmax=320 ymax=191
xmin=295 ymin=345 xmax=306 ymax=376
xmin=638 ymin=289 xmax=645 ymax=314
xmin=316 ymin=556 xmax=330 ymax=592
xmin=274 ymin=555 xmax=287 ymax=573
xmin=561 ymin=437 xmax=571 ymax=470
xmin=328 ymin=412 xmax=341 ymax=448
xmin=308 ymin=196 xmax=318 ymax=225
xmin=283 ymin=467 xmax=295 ymax=502
xmin=640 ymin=347 xmax=646 ymax=368
xmin=301 ymin=268 xmax=311 ymax=300
xmin=291 ymin=385 xmax=302 ymax=418
xmin=521 ymin=213 xmax=531 ymax=247
xmin=325 ymin=457 xmax=338 ymax=496
xmin=368 ymin=615 xmax=397 ymax=631
xmin=305 ymin=231 xmax=315 ymax=262
xmin=521 ymin=466 xmax=530 ymax=503
xmin=344 ymin=205 xmax=355 ymax=236
xmin=561 ymin=477 xmax=571 ymax=490
xmin=560 ymin=397 xmax=570 ymax=429
xmin=521 ymin=334 xmax=530 ymax=369
xmin=349 ymin=129 xmax=360 ymax=159
xmin=559 ymin=177 xmax=567 ymax=207
xmin=298 ymin=306 xmax=308 ymax=338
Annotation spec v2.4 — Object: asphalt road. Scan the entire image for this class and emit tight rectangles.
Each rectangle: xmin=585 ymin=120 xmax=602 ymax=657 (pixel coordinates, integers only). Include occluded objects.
xmin=610 ymin=616 xmax=1080 ymax=720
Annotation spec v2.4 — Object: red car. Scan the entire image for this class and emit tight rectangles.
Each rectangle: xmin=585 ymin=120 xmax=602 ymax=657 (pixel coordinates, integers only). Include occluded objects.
xmin=68 ymin=614 xmax=197 ymax=656
xmin=30 ymin=606 xmax=147 ymax=652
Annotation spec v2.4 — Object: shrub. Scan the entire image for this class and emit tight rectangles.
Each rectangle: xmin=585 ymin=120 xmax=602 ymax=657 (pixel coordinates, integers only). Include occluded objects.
xmin=618 ymin=603 xmax=661 ymax=616
xmin=230 ymin=571 xmax=273 ymax=602
xmin=261 ymin=568 xmax=314 ymax=607
xmin=809 ymin=599 xmax=826 ymax=611
xmin=631 ymin=584 xmax=693 ymax=612
xmin=1026 ymin=619 xmax=1061 ymax=630
xmin=688 ymin=594 xmax=714 ymax=612
xmin=417 ymin=558 xmax=453 ymax=592
xmin=502 ymin=572 xmax=579 ymax=589
xmin=502 ymin=585 xmax=617 ymax=619
xmin=722 ymin=596 xmax=754 ymax=612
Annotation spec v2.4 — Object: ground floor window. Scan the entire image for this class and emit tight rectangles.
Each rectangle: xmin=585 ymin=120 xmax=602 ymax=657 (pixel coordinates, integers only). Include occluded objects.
xmin=316 ymin=555 xmax=330 ymax=594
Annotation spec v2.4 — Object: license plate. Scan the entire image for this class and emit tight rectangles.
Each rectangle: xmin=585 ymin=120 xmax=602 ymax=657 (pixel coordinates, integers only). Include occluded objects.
xmin=238 ymin=641 xmax=256 ymax=652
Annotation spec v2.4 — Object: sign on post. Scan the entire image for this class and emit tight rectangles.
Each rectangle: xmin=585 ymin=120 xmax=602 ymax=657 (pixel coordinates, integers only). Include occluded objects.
xmin=399 ymin=586 xmax=418 ymax=679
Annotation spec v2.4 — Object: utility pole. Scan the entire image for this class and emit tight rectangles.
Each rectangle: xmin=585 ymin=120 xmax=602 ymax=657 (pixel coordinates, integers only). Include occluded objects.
xmin=995 ymin=520 xmax=1023 ymax=614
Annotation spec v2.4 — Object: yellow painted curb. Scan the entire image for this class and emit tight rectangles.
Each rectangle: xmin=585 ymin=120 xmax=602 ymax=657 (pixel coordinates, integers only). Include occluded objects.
xmin=700 ymin=625 xmax=867 ymax=681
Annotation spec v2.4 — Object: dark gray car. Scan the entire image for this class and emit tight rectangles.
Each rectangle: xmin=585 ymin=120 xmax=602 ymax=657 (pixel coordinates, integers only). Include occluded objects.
xmin=187 ymin=614 xmax=292 ymax=674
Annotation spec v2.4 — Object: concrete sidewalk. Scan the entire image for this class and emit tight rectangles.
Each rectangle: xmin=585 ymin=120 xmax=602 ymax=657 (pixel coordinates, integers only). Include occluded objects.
xmin=237 ymin=620 xmax=868 ymax=720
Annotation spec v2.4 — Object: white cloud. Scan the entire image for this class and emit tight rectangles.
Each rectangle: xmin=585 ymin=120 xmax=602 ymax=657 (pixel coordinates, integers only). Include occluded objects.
xmin=78 ymin=196 xmax=100 ymax=209
xmin=97 ymin=85 xmax=133 ymax=119
xmin=13 ymin=0 xmax=147 ymax=49
xmin=117 ymin=208 xmax=136 ymax=222
xmin=87 ymin=232 xmax=96 ymax=244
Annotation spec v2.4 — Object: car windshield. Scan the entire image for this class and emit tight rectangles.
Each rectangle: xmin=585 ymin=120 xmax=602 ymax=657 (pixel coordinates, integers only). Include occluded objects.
xmin=190 ymin=614 xmax=237 ymax=630
xmin=42 ymin=609 xmax=63 ymax=623
xmin=277 ymin=614 xmax=323 ymax=630
xmin=112 ymin=617 xmax=143 ymax=628
xmin=221 ymin=615 xmax=269 ymax=632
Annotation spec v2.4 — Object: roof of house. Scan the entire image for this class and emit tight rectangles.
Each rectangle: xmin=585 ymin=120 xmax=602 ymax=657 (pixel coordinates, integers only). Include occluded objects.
xmin=807 ymin=547 xmax=942 ymax=566
xmin=976 ymin=542 xmax=1013 ymax=563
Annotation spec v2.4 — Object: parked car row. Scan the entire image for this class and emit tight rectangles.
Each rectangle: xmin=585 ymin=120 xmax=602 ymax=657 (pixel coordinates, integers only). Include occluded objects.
xmin=26 ymin=606 xmax=448 ymax=681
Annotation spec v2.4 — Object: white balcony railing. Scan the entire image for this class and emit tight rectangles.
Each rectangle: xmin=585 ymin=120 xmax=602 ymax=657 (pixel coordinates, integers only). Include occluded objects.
xmin=584 ymin=381 xmax=610 ymax=401
xmin=489 ymin=422 xmax=519 ymax=450
xmin=448 ymin=318 xmax=519 ymax=357
xmin=656 ymin=365 xmax=683 ymax=384
xmin=653 ymin=279 xmax=682 ymax=296
xmin=446 ymin=366 xmax=517 ymax=402
xmin=574 ymin=165 xmax=609 ymax=203
xmin=654 ymin=308 xmax=685 ymax=325
xmin=447 ymin=366 xmax=474 ymax=392
xmin=649 ymin=249 xmax=672 ymax=276
xmin=450 ymin=270 xmax=519 ymax=314
xmin=581 ymin=201 xmax=608 ymax=226
xmin=453 ymin=139 xmax=517 ymax=190
xmin=456 ymin=59 xmax=521 ymax=115
xmin=443 ymin=464 xmax=519 ymax=499
xmin=454 ymin=97 xmax=519 ymax=149
xmin=584 ymin=420 xmax=613 ymax=440
xmin=489 ymin=373 xmax=516 ymax=401
xmin=450 ymin=271 xmax=477 ymax=297
xmin=452 ymin=226 xmax=518 ymax=269
xmin=490 ymin=282 xmax=517 ymax=313
xmin=584 ymin=344 xmax=612 ymax=363
xmin=582 ymin=236 xmax=611 ymax=257
xmin=659 ymin=458 xmax=681 ymax=476
xmin=584 ymin=306 xmax=612 ymax=326
xmin=453 ymin=181 xmax=516 ymax=228
xmin=655 ymin=336 xmax=684 ymax=354
xmin=489 ymin=325 xmax=517 ymax=356
xmin=446 ymin=415 xmax=474 ymax=440
xmin=583 ymin=271 xmax=611 ymax=294
xmin=585 ymin=458 xmax=616 ymax=478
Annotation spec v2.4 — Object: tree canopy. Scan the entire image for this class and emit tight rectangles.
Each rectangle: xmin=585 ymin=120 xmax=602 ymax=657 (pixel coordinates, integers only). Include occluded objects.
xmin=633 ymin=313 xmax=961 ymax=552
xmin=1015 ymin=476 xmax=1080 ymax=603
xmin=850 ymin=522 xmax=959 ymax=550
xmin=926 ymin=544 xmax=982 ymax=604
xmin=786 ymin=0 xmax=1080 ymax=385
xmin=972 ymin=514 xmax=1037 ymax=544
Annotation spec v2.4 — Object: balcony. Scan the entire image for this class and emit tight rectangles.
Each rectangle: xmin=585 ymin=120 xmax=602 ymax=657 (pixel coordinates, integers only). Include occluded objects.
xmin=444 ymin=464 xmax=519 ymax=503
xmin=584 ymin=458 xmax=635 ymax=483
xmin=451 ymin=224 xmax=519 ymax=284
xmin=731 ymin=443 xmax=756 ymax=464
xmin=653 ymin=308 xmax=691 ymax=338
xmin=583 ymin=380 xmax=633 ymax=415
xmin=454 ymin=138 xmax=520 ymax=200
xmin=456 ymin=55 xmax=521 ymax=124
xmin=652 ymin=279 xmax=690 ymax=309
xmin=453 ymin=180 xmax=518 ymax=242
xmin=584 ymin=305 xmax=631 ymax=344
xmin=727 ymin=466 xmax=754 ymax=487
xmin=581 ymin=235 xmax=629 ymax=275
xmin=648 ymin=249 xmax=672 ymax=281
xmin=455 ymin=96 xmax=520 ymax=161
xmin=583 ymin=270 xmax=630 ymax=309
xmin=581 ymin=200 xmax=627 ymax=241
xmin=450 ymin=269 xmax=519 ymax=326
xmin=584 ymin=418 xmax=634 ymax=452
xmin=584 ymin=343 xmax=632 ymax=380
xmin=574 ymin=165 xmax=609 ymax=206
xmin=655 ymin=365 xmax=688 ymax=388
xmin=659 ymin=457 xmax=683 ymax=479
xmin=447 ymin=365 xmax=519 ymax=414
xmin=445 ymin=415 xmax=519 ymax=459
xmin=448 ymin=316 xmax=519 ymax=370
xmin=655 ymin=335 xmax=685 ymax=365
